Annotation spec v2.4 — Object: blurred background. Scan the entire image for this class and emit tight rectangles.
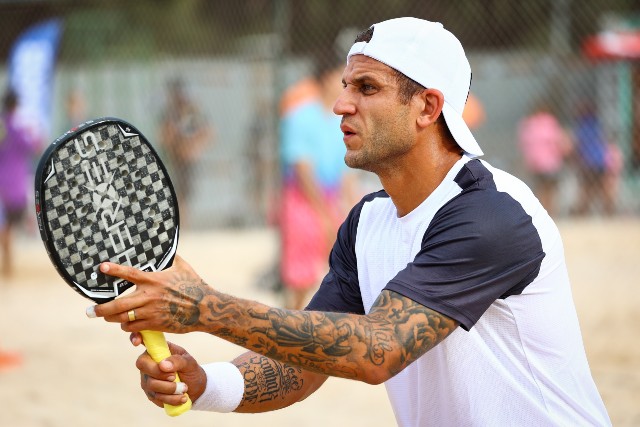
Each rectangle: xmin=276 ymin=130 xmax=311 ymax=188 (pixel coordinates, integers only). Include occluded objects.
xmin=0 ymin=0 xmax=639 ymax=228
xmin=1 ymin=1 xmax=640 ymax=426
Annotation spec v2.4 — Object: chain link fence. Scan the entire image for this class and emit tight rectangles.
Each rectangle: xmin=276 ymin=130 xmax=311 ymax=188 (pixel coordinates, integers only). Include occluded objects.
xmin=1 ymin=0 xmax=639 ymax=229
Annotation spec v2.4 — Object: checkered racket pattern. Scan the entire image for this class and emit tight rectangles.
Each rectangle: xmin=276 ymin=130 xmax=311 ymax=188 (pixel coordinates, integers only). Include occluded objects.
xmin=37 ymin=119 xmax=179 ymax=301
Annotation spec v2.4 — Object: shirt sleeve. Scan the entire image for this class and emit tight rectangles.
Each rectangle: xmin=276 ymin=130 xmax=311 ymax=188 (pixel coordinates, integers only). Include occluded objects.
xmin=305 ymin=193 xmax=376 ymax=314
xmin=385 ymin=187 xmax=545 ymax=331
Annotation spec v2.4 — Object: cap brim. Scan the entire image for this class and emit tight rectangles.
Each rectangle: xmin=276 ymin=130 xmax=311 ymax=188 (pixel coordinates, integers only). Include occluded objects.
xmin=442 ymin=102 xmax=483 ymax=158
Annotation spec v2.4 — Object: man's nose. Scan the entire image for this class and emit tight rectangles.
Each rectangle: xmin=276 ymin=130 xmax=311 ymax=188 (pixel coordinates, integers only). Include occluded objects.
xmin=333 ymin=89 xmax=355 ymax=116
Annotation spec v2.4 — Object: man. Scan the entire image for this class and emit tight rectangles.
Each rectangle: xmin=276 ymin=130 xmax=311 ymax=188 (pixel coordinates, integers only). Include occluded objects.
xmin=518 ymin=101 xmax=571 ymax=216
xmin=89 ymin=18 xmax=610 ymax=426
xmin=278 ymin=55 xmax=359 ymax=310
xmin=0 ymin=88 xmax=40 ymax=278
xmin=0 ymin=87 xmax=40 ymax=370
xmin=158 ymin=77 xmax=213 ymax=226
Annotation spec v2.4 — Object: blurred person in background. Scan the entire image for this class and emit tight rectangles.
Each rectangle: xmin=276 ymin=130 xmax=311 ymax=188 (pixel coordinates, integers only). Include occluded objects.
xmin=277 ymin=55 xmax=359 ymax=310
xmin=0 ymin=88 xmax=40 ymax=372
xmin=518 ymin=101 xmax=571 ymax=217
xmin=158 ymin=77 xmax=213 ymax=228
xmin=246 ymin=98 xmax=277 ymax=224
xmin=604 ymin=141 xmax=623 ymax=214
xmin=570 ymin=101 xmax=614 ymax=216
xmin=90 ymin=18 xmax=610 ymax=426
xmin=0 ymin=88 xmax=40 ymax=279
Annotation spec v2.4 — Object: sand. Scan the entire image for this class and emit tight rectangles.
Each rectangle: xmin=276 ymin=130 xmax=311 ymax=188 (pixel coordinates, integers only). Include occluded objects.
xmin=0 ymin=218 xmax=638 ymax=427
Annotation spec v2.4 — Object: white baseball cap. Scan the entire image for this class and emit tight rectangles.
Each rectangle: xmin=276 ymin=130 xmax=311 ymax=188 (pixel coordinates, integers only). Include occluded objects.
xmin=347 ymin=17 xmax=484 ymax=158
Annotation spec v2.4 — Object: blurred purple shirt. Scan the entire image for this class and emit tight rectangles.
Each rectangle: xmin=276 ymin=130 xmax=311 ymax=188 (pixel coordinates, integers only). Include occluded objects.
xmin=0 ymin=112 xmax=40 ymax=210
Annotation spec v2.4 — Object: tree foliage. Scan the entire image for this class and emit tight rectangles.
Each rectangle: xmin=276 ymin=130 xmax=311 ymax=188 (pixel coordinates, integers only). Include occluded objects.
xmin=0 ymin=0 xmax=637 ymax=64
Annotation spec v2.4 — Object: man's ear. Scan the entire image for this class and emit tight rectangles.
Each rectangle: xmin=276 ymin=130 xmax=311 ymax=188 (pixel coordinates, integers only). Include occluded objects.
xmin=416 ymin=89 xmax=445 ymax=129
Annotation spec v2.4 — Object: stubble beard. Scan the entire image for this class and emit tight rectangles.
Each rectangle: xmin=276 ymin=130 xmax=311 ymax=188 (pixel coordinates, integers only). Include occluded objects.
xmin=344 ymin=113 xmax=413 ymax=174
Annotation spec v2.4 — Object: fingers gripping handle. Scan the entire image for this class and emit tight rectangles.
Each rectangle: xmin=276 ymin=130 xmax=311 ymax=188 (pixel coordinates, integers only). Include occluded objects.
xmin=140 ymin=330 xmax=192 ymax=416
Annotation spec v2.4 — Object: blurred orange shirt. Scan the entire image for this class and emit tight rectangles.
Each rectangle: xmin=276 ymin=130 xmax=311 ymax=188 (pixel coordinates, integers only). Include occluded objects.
xmin=463 ymin=93 xmax=485 ymax=129
xmin=280 ymin=78 xmax=321 ymax=117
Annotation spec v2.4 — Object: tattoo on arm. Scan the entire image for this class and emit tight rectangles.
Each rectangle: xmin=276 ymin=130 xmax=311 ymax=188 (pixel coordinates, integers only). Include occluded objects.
xmin=160 ymin=276 xmax=213 ymax=331
xmin=167 ymin=286 xmax=203 ymax=326
xmin=235 ymin=354 xmax=304 ymax=408
xmin=366 ymin=291 xmax=457 ymax=372
xmin=203 ymin=289 xmax=458 ymax=382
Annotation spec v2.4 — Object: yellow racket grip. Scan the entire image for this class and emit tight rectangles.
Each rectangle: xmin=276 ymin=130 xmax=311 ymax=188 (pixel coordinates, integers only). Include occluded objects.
xmin=140 ymin=330 xmax=192 ymax=416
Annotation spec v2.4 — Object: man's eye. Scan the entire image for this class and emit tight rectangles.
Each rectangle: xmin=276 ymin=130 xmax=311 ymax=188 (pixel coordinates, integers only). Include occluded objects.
xmin=361 ymin=84 xmax=376 ymax=93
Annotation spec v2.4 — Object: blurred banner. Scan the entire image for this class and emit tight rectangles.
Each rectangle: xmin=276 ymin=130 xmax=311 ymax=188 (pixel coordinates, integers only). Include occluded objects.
xmin=8 ymin=18 xmax=62 ymax=140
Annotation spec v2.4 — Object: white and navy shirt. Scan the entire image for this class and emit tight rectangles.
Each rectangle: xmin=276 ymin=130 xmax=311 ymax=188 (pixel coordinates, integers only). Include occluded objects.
xmin=307 ymin=156 xmax=611 ymax=426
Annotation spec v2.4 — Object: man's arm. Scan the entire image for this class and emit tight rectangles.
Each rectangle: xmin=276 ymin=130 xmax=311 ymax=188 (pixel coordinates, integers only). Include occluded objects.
xmin=135 ymin=341 xmax=327 ymax=413
xmin=232 ymin=351 xmax=328 ymax=412
xmin=204 ymin=288 xmax=457 ymax=384
xmin=92 ymin=257 xmax=459 ymax=385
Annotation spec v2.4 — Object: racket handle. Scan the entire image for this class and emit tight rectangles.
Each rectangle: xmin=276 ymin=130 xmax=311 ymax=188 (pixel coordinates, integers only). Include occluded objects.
xmin=140 ymin=330 xmax=192 ymax=417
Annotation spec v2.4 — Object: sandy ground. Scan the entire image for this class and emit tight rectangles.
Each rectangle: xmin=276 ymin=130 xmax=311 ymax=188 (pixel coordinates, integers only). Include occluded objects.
xmin=0 ymin=218 xmax=638 ymax=427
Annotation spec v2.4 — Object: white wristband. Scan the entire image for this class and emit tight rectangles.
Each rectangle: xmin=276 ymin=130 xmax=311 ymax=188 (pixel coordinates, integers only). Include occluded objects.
xmin=192 ymin=362 xmax=244 ymax=413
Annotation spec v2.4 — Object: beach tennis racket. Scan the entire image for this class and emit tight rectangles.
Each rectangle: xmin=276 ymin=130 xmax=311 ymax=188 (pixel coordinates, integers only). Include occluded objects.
xmin=34 ymin=117 xmax=191 ymax=416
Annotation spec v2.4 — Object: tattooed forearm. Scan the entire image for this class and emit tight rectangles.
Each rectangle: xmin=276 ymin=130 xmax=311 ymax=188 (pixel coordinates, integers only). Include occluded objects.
xmin=236 ymin=354 xmax=304 ymax=407
xmin=365 ymin=321 xmax=394 ymax=367
xmin=160 ymin=275 xmax=214 ymax=332
xmin=201 ymin=288 xmax=458 ymax=383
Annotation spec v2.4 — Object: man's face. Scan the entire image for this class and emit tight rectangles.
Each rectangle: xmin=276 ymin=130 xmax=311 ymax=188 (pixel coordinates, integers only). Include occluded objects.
xmin=333 ymin=55 xmax=417 ymax=173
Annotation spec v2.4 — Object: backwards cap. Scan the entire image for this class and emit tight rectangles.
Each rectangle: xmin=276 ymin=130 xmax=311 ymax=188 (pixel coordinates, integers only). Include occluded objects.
xmin=347 ymin=17 xmax=483 ymax=157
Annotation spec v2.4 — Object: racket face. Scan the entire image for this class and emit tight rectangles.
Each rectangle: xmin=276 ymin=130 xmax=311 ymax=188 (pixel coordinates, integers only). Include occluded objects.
xmin=35 ymin=117 xmax=179 ymax=303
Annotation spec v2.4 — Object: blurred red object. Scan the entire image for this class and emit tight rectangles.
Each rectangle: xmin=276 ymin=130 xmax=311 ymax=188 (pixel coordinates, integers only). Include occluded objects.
xmin=583 ymin=30 xmax=640 ymax=60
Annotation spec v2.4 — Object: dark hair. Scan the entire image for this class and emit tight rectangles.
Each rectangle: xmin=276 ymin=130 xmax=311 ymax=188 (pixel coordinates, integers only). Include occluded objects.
xmin=437 ymin=115 xmax=458 ymax=151
xmin=354 ymin=26 xmax=375 ymax=44
xmin=392 ymin=70 xmax=426 ymax=104
xmin=3 ymin=88 xmax=18 ymax=112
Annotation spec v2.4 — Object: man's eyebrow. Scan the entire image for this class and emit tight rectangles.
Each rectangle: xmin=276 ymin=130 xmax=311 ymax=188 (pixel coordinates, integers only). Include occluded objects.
xmin=343 ymin=74 xmax=378 ymax=86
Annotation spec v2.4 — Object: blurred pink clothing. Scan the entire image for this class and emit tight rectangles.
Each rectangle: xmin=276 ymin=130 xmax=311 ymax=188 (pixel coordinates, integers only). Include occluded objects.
xmin=280 ymin=183 xmax=341 ymax=290
xmin=518 ymin=112 xmax=566 ymax=174
xmin=0 ymin=112 xmax=40 ymax=210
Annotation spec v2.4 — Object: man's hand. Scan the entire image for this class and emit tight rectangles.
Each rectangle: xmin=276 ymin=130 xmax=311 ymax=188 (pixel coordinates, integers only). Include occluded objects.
xmin=131 ymin=334 xmax=207 ymax=407
xmin=86 ymin=255 xmax=212 ymax=334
